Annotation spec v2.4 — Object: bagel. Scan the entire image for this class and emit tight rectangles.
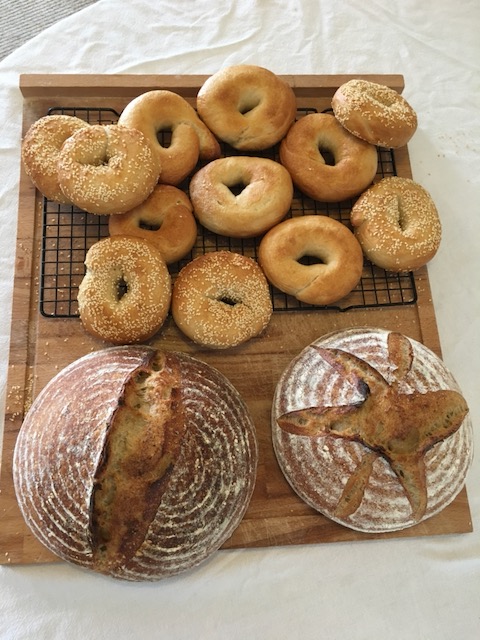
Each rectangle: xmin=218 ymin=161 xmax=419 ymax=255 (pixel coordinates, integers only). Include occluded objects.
xmin=21 ymin=114 xmax=90 ymax=203
xmin=350 ymin=176 xmax=442 ymax=272
xmin=118 ymin=90 xmax=221 ymax=185
xmin=279 ymin=113 xmax=378 ymax=202
xmin=258 ymin=215 xmax=364 ymax=306
xmin=77 ymin=235 xmax=171 ymax=344
xmin=197 ymin=64 xmax=297 ymax=150
xmin=189 ymin=156 xmax=293 ymax=238
xmin=332 ymin=79 xmax=418 ymax=148
xmin=171 ymin=251 xmax=273 ymax=349
xmin=108 ymin=185 xmax=197 ymax=264
xmin=57 ymin=124 xmax=159 ymax=215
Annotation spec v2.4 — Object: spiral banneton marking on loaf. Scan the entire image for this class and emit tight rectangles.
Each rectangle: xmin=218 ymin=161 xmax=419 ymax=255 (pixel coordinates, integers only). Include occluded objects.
xmin=272 ymin=327 xmax=473 ymax=533
xmin=116 ymin=354 xmax=258 ymax=580
xmin=13 ymin=347 xmax=257 ymax=581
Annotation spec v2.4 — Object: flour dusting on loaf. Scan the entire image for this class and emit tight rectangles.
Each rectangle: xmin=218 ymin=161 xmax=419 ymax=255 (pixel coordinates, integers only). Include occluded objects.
xmin=13 ymin=346 xmax=257 ymax=580
xmin=272 ymin=327 xmax=472 ymax=533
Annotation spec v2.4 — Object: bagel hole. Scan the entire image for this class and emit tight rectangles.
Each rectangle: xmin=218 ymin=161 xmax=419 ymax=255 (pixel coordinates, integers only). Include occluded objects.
xmin=116 ymin=276 xmax=128 ymax=301
xmin=318 ymin=146 xmax=336 ymax=166
xmin=297 ymin=254 xmax=325 ymax=266
xmin=237 ymin=96 xmax=261 ymax=115
xmin=139 ymin=218 xmax=162 ymax=231
xmin=217 ymin=295 xmax=239 ymax=307
xmin=156 ymin=127 xmax=173 ymax=148
xmin=226 ymin=181 xmax=248 ymax=196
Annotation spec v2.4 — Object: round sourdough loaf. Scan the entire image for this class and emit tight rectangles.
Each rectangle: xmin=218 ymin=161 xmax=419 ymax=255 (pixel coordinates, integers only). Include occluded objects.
xmin=13 ymin=346 xmax=257 ymax=581
xmin=272 ymin=327 xmax=472 ymax=533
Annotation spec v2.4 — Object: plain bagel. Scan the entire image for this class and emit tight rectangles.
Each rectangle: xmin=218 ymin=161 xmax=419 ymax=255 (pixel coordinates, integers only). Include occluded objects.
xmin=197 ymin=64 xmax=297 ymax=150
xmin=189 ymin=156 xmax=293 ymax=238
xmin=258 ymin=215 xmax=364 ymax=306
xmin=279 ymin=112 xmax=378 ymax=202
xmin=118 ymin=90 xmax=221 ymax=185
xmin=108 ymin=184 xmax=197 ymax=264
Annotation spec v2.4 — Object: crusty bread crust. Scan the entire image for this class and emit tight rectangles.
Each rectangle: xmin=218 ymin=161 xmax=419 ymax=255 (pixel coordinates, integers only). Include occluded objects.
xmin=272 ymin=327 xmax=472 ymax=533
xmin=13 ymin=346 xmax=258 ymax=580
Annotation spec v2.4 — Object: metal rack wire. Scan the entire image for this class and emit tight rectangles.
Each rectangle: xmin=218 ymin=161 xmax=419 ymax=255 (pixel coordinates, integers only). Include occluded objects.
xmin=39 ymin=105 xmax=416 ymax=318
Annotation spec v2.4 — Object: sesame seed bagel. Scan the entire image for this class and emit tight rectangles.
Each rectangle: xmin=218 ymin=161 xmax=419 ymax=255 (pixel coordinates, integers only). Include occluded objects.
xmin=21 ymin=114 xmax=90 ymax=203
xmin=350 ymin=177 xmax=442 ymax=272
xmin=258 ymin=215 xmax=364 ymax=306
xmin=108 ymin=185 xmax=198 ymax=264
xmin=332 ymin=79 xmax=418 ymax=148
xmin=189 ymin=156 xmax=293 ymax=238
xmin=118 ymin=90 xmax=221 ymax=185
xmin=171 ymin=251 xmax=273 ymax=349
xmin=57 ymin=124 xmax=159 ymax=215
xmin=197 ymin=65 xmax=297 ymax=151
xmin=279 ymin=113 xmax=378 ymax=202
xmin=77 ymin=236 xmax=171 ymax=344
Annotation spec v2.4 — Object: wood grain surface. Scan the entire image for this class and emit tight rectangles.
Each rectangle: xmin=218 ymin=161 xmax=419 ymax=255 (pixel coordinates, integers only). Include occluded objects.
xmin=0 ymin=74 xmax=472 ymax=567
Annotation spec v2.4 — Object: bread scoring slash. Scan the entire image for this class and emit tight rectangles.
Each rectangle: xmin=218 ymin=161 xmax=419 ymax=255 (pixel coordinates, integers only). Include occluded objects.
xmin=273 ymin=328 xmax=472 ymax=533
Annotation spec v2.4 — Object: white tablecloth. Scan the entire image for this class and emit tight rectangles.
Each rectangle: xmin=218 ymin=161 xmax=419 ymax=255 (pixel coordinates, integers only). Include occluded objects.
xmin=1 ymin=1 xmax=479 ymax=638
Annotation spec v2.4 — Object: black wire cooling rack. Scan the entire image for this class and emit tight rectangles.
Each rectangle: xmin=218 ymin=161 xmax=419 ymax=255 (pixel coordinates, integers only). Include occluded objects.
xmin=39 ymin=105 xmax=417 ymax=318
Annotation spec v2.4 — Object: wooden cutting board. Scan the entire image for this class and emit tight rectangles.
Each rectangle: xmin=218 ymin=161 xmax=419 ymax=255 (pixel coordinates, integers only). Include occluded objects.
xmin=0 ymin=74 xmax=472 ymax=567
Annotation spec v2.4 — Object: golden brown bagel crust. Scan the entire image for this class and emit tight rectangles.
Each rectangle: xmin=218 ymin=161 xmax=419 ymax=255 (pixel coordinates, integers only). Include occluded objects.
xmin=332 ymin=79 xmax=418 ymax=148
xmin=350 ymin=177 xmax=442 ymax=272
xmin=21 ymin=115 xmax=90 ymax=203
xmin=258 ymin=215 xmax=364 ymax=306
xmin=189 ymin=156 xmax=293 ymax=238
xmin=171 ymin=251 xmax=273 ymax=349
xmin=118 ymin=90 xmax=221 ymax=185
xmin=77 ymin=236 xmax=171 ymax=344
xmin=108 ymin=185 xmax=197 ymax=264
xmin=197 ymin=65 xmax=297 ymax=150
xmin=279 ymin=113 xmax=378 ymax=202
xmin=13 ymin=346 xmax=258 ymax=581
xmin=57 ymin=124 xmax=159 ymax=215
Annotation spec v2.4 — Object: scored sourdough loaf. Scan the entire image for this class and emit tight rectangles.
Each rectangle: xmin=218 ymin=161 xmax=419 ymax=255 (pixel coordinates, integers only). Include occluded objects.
xmin=272 ymin=327 xmax=472 ymax=533
xmin=13 ymin=346 xmax=257 ymax=581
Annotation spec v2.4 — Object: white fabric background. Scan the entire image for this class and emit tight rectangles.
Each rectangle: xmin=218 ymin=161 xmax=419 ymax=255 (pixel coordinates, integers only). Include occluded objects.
xmin=1 ymin=1 xmax=479 ymax=638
